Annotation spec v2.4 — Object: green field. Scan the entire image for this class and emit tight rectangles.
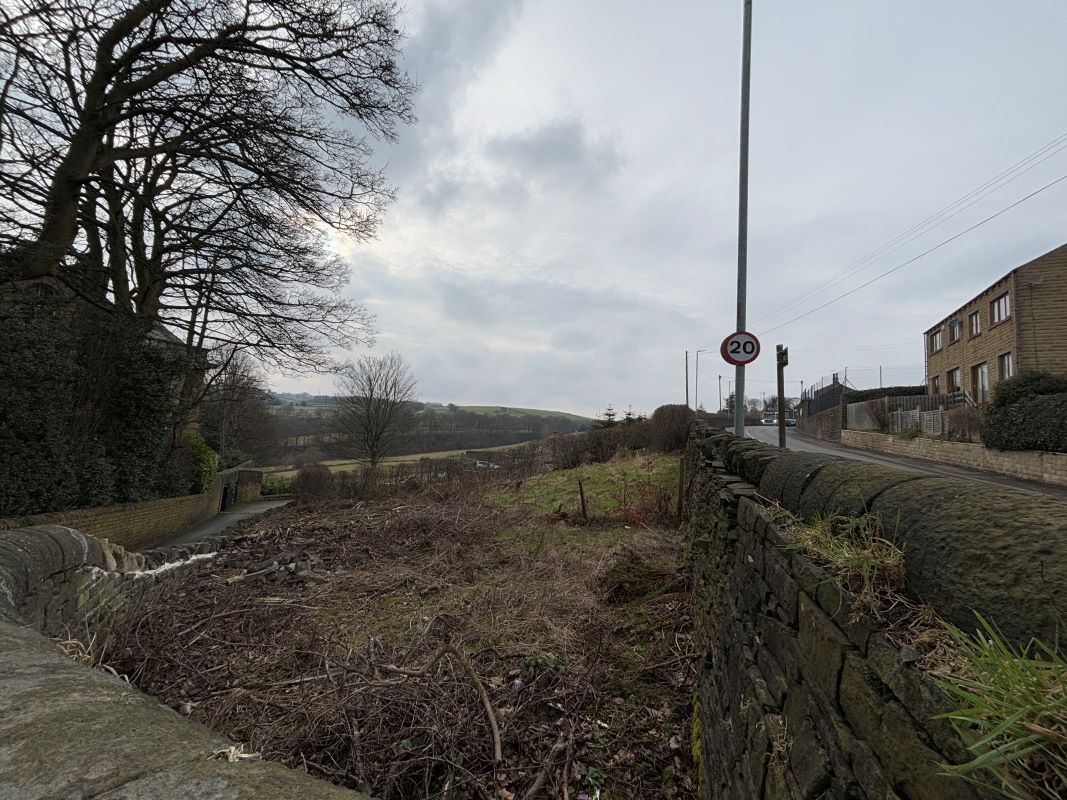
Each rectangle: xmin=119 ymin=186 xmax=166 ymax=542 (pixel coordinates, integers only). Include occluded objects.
xmin=457 ymin=405 xmax=591 ymax=423
xmin=263 ymin=441 xmax=529 ymax=478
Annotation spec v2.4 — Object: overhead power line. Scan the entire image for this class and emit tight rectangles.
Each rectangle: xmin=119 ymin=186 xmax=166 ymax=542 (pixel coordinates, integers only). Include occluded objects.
xmin=753 ymin=128 xmax=1067 ymax=328
xmin=758 ymin=171 xmax=1067 ymax=335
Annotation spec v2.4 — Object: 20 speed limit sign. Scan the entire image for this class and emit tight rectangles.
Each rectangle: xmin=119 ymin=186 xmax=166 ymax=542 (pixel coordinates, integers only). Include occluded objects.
xmin=720 ymin=331 xmax=761 ymax=366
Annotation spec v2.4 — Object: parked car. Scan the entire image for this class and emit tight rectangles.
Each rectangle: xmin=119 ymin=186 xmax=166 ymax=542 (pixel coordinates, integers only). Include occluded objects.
xmin=786 ymin=418 xmax=797 ymax=427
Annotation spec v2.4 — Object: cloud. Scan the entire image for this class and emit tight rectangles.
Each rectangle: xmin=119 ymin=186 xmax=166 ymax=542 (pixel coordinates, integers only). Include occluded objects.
xmin=274 ymin=0 xmax=1067 ymax=418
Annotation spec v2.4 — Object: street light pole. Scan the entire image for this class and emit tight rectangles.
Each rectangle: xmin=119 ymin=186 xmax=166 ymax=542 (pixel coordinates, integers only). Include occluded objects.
xmin=685 ymin=350 xmax=690 ymax=407
xmin=718 ymin=374 xmax=723 ymax=413
xmin=733 ymin=0 xmax=753 ymax=437
xmin=695 ymin=349 xmax=707 ymax=410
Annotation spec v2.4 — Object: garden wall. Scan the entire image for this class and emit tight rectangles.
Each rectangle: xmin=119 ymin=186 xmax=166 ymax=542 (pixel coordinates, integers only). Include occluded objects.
xmin=796 ymin=403 xmax=844 ymax=442
xmin=0 ymin=522 xmax=371 ymax=800
xmin=686 ymin=426 xmax=1067 ymax=799
xmin=842 ymin=429 xmax=1067 ymax=488
xmin=0 ymin=467 xmax=264 ymax=550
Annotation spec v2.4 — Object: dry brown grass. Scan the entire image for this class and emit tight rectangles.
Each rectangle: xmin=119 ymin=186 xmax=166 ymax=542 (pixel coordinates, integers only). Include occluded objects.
xmin=104 ymin=486 xmax=695 ymax=799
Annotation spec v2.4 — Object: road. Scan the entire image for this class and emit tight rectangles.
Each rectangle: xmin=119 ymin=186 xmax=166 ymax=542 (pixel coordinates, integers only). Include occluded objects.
xmin=743 ymin=425 xmax=1067 ymax=500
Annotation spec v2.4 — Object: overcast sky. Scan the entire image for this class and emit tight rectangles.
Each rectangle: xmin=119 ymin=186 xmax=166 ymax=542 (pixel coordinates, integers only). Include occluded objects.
xmin=270 ymin=0 xmax=1067 ymax=418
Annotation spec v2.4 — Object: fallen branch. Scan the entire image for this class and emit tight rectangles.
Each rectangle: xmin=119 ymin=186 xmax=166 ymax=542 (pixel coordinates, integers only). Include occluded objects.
xmin=521 ymin=732 xmax=568 ymax=800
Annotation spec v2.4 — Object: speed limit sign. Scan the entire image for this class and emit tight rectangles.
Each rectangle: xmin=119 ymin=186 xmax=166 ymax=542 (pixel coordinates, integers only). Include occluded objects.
xmin=721 ymin=331 xmax=761 ymax=366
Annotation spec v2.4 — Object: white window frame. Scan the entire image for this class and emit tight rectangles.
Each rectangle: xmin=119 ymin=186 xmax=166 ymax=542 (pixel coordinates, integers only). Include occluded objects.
xmin=929 ymin=330 xmax=942 ymax=353
xmin=969 ymin=311 xmax=981 ymax=336
xmin=991 ymin=293 xmax=1011 ymax=324
xmin=999 ymin=352 xmax=1014 ymax=380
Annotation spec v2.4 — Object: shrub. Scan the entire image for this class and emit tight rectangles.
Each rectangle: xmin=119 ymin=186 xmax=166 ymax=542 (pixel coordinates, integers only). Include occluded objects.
xmin=983 ymin=393 xmax=1067 ymax=452
xmin=943 ymin=406 xmax=984 ymax=443
xmin=649 ymin=405 xmax=695 ymax=452
xmin=294 ymin=463 xmax=333 ymax=502
xmin=261 ymin=474 xmax=295 ymax=495
xmin=184 ymin=431 xmax=219 ymax=493
xmin=990 ymin=370 xmax=1067 ymax=410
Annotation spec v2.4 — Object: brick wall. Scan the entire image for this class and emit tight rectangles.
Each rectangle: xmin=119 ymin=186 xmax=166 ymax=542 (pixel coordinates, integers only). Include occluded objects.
xmin=0 ymin=467 xmax=263 ymax=550
xmin=841 ymin=429 xmax=1067 ymax=487
xmin=686 ymin=428 xmax=1067 ymax=799
xmin=796 ymin=403 xmax=843 ymax=442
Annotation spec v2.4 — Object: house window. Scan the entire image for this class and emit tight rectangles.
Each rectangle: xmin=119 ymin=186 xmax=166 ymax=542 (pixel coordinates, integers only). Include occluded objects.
xmin=998 ymin=352 xmax=1014 ymax=380
xmin=948 ymin=368 xmax=961 ymax=393
xmin=949 ymin=320 xmax=961 ymax=343
xmin=969 ymin=311 xmax=981 ymax=336
xmin=930 ymin=375 xmax=941 ymax=394
xmin=929 ymin=330 xmax=942 ymax=354
xmin=972 ymin=362 xmax=989 ymax=403
xmin=991 ymin=293 xmax=1011 ymax=324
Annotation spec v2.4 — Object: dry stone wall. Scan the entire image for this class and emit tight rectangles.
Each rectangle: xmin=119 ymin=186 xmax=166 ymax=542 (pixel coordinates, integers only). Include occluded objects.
xmin=0 ymin=515 xmax=372 ymax=800
xmin=687 ymin=426 xmax=1066 ymax=799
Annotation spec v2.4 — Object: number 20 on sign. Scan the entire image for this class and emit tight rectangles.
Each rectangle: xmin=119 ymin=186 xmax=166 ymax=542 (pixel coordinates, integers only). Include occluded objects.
xmin=720 ymin=331 xmax=761 ymax=366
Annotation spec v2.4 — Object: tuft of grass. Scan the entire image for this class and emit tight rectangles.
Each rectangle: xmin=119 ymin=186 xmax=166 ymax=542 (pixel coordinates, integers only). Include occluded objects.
xmin=787 ymin=513 xmax=905 ymax=616
xmin=488 ymin=452 xmax=678 ymax=521
xmin=934 ymin=615 xmax=1066 ymax=800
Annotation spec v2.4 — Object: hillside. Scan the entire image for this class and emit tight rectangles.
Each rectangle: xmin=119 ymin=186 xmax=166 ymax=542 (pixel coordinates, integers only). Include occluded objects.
xmin=455 ymin=405 xmax=591 ymax=423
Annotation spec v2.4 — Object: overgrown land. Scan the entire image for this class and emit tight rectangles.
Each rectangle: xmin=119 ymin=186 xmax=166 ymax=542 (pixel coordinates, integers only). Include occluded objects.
xmin=106 ymin=451 xmax=696 ymax=800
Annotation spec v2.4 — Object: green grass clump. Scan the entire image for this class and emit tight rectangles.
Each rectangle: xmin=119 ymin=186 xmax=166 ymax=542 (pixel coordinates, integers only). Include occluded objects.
xmin=935 ymin=615 xmax=1066 ymax=800
xmin=488 ymin=453 xmax=678 ymax=520
xmin=787 ymin=513 xmax=904 ymax=615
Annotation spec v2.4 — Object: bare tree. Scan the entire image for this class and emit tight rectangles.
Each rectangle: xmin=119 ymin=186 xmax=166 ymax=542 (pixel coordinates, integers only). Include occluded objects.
xmin=334 ymin=352 xmax=417 ymax=468
xmin=1 ymin=0 xmax=414 ymax=282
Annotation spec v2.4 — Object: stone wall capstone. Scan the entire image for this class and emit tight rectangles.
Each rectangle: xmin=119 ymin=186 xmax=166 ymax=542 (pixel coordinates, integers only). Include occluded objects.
xmin=686 ymin=425 xmax=1066 ymax=799
xmin=0 ymin=514 xmax=372 ymax=800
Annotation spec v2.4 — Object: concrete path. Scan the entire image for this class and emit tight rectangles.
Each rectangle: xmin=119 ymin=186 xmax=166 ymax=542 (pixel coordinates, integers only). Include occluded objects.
xmin=744 ymin=425 xmax=1067 ymax=500
xmin=165 ymin=499 xmax=292 ymax=547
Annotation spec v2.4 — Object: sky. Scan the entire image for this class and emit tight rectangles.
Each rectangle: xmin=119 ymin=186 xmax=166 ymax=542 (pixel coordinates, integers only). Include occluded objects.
xmin=269 ymin=0 xmax=1067 ymax=418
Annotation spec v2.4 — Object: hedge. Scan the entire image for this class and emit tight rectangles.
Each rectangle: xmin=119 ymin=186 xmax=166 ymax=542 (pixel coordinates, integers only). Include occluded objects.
xmin=983 ymin=393 xmax=1067 ymax=452
xmin=989 ymin=370 xmax=1067 ymax=410
xmin=843 ymin=385 xmax=927 ymax=403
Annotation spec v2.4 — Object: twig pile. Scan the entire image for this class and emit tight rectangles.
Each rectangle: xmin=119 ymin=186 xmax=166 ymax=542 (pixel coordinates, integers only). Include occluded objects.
xmin=104 ymin=495 xmax=696 ymax=799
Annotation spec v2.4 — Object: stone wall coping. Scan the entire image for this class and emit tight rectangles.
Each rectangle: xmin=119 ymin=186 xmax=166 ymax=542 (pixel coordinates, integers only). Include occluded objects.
xmin=693 ymin=423 xmax=1067 ymax=646
xmin=0 ymin=518 xmax=374 ymax=800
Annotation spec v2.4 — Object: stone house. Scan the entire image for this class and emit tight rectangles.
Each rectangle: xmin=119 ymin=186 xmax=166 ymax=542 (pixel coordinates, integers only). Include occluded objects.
xmin=924 ymin=242 xmax=1067 ymax=402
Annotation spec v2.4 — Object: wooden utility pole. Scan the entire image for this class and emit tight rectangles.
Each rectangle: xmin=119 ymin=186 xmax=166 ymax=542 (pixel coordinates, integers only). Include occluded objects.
xmin=777 ymin=344 xmax=788 ymax=449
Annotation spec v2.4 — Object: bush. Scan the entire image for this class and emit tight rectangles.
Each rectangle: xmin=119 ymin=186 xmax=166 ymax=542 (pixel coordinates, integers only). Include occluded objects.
xmin=983 ymin=393 xmax=1067 ymax=452
xmin=990 ymin=370 xmax=1067 ymax=410
xmin=294 ymin=463 xmax=333 ymax=502
xmin=944 ymin=406 xmax=983 ymax=443
xmin=261 ymin=474 xmax=295 ymax=495
xmin=184 ymin=431 xmax=219 ymax=493
xmin=649 ymin=405 xmax=695 ymax=452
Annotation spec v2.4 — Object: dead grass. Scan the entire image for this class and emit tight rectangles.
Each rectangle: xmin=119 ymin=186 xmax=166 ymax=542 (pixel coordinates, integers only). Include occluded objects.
xmin=103 ymin=470 xmax=695 ymax=799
